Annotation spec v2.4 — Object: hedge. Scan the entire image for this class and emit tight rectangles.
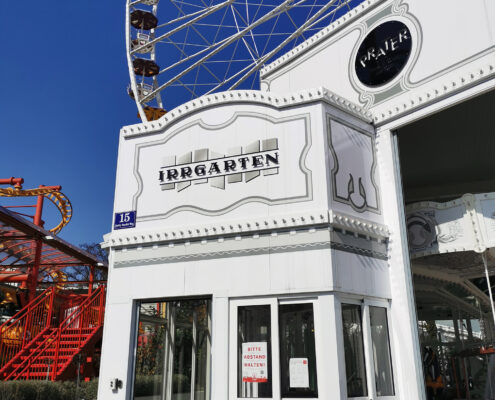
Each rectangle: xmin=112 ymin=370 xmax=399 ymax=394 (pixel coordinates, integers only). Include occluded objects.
xmin=0 ymin=379 xmax=98 ymax=400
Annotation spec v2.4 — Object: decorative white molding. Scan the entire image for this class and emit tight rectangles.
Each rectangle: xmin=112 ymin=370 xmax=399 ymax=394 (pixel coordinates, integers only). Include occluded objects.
xmin=329 ymin=210 xmax=389 ymax=238
xmin=373 ymin=56 xmax=495 ymax=125
xmin=120 ymin=87 xmax=373 ymax=139
xmin=406 ymin=192 xmax=495 ymax=258
xmin=120 ymin=56 xmax=495 ymax=139
xmin=260 ymin=0 xmax=387 ymax=78
xmin=102 ymin=209 xmax=388 ymax=249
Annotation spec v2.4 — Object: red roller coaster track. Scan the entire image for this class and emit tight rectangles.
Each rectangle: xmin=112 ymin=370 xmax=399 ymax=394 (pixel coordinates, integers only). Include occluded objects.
xmin=0 ymin=178 xmax=107 ymax=381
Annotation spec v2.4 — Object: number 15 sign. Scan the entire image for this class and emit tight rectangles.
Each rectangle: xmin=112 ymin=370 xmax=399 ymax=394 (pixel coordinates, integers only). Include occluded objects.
xmin=114 ymin=211 xmax=136 ymax=230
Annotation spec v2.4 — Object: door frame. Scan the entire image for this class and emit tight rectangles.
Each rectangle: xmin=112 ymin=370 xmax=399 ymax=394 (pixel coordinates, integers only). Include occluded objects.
xmin=338 ymin=296 xmax=397 ymax=400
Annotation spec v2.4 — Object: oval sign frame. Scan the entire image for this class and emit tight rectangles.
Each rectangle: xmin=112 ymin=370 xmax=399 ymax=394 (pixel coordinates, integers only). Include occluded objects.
xmin=355 ymin=21 xmax=412 ymax=87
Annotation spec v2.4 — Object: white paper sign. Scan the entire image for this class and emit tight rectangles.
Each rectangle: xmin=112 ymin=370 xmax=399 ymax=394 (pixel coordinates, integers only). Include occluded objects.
xmin=242 ymin=342 xmax=268 ymax=383
xmin=289 ymin=358 xmax=309 ymax=388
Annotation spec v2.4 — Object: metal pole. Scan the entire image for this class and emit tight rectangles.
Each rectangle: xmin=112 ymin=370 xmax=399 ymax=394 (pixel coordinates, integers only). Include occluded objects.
xmin=482 ymin=252 xmax=495 ymax=331
xmin=88 ymin=266 xmax=94 ymax=296
xmin=28 ymin=186 xmax=45 ymax=303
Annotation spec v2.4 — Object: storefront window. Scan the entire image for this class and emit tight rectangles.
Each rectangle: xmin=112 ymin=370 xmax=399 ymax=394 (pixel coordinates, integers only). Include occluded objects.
xmin=369 ymin=306 xmax=394 ymax=396
xmin=133 ymin=299 xmax=211 ymax=400
xmin=238 ymin=305 xmax=272 ymax=398
xmin=342 ymin=304 xmax=368 ymax=398
xmin=279 ymin=303 xmax=318 ymax=398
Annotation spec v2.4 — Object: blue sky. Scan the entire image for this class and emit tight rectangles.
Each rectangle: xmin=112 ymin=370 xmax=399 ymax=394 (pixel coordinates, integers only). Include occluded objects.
xmin=0 ymin=1 xmax=360 ymax=247
xmin=0 ymin=2 xmax=137 ymax=245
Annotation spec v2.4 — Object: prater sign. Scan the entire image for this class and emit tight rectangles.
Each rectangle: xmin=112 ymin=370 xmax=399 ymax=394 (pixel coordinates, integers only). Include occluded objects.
xmin=355 ymin=20 xmax=412 ymax=87
xmin=159 ymin=138 xmax=279 ymax=191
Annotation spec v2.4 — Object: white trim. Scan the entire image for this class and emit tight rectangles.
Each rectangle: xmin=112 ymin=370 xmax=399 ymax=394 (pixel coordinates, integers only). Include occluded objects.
xmin=119 ymin=87 xmax=373 ymax=139
xmin=103 ymin=209 xmax=388 ymax=249
xmin=375 ymin=74 xmax=495 ymax=132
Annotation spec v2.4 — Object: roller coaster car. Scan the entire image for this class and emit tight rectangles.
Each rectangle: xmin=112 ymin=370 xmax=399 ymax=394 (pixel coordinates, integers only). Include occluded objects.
xmin=131 ymin=33 xmax=153 ymax=54
xmin=141 ymin=0 xmax=159 ymax=5
xmin=139 ymin=106 xmax=167 ymax=121
xmin=133 ymin=58 xmax=160 ymax=77
xmin=130 ymin=10 xmax=158 ymax=30
xmin=127 ymin=83 xmax=156 ymax=101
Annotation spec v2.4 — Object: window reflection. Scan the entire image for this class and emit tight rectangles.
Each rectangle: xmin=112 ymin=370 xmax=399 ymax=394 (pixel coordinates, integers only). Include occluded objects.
xmin=369 ymin=306 xmax=394 ymax=396
xmin=279 ymin=303 xmax=318 ymax=398
xmin=238 ymin=305 xmax=272 ymax=398
xmin=133 ymin=299 xmax=211 ymax=400
xmin=342 ymin=304 xmax=368 ymax=398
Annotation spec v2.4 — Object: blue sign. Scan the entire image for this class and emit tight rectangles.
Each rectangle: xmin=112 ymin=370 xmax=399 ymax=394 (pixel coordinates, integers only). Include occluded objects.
xmin=114 ymin=211 xmax=136 ymax=230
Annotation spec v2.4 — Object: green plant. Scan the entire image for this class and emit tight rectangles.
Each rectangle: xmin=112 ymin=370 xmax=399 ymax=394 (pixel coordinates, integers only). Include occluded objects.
xmin=0 ymin=379 xmax=99 ymax=400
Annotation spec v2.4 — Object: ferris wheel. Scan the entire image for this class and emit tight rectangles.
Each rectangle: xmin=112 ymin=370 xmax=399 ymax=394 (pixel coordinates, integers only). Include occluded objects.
xmin=126 ymin=0 xmax=363 ymax=122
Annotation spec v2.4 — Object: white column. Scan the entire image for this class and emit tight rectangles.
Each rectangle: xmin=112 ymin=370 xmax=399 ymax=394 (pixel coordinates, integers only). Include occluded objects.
xmin=317 ymin=294 xmax=346 ymax=399
xmin=211 ymin=294 xmax=229 ymax=400
xmin=97 ymin=250 xmax=137 ymax=400
xmin=97 ymin=300 xmax=136 ymax=400
xmin=375 ymin=128 xmax=426 ymax=400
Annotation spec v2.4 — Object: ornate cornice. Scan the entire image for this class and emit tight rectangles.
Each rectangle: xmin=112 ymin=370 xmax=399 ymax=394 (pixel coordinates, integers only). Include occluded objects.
xmin=102 ymin=209 xmax=388 ymax=249
xmin=373 ymin=56 xmax=495 ymax=125
xmin=120 ymin=87 xmax=373 ymax=139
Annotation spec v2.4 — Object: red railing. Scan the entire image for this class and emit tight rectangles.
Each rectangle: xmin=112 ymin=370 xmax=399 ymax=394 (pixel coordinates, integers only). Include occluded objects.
xmin=6 ymin=285 xmax=105 ymax=380
xmin=0 ymin=287 xmax=55 ymax=370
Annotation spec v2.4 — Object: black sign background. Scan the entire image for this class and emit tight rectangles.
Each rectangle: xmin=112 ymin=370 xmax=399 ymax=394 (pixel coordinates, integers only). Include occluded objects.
xmin=355 ymin=21 xmax=412 ymax=87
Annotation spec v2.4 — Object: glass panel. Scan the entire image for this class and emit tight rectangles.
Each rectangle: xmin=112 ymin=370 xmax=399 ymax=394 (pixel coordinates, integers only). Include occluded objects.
xmin=133 ymin=299 xmax=211 ymax=400
xmin=133 ymin=303 xmax=167 ymax=400
xmin=238 ymin=305 xmax=272 ymax=398
xmin=279 ymin=303 xmax=318 ymax=398
xmin=172 ymin=302 xmax=193 ymax=400
xmin=369 ymin=306 xmax=394 ymax=396
xmin=342 ymin=304 xmax=368 ymax=398
xmin=194 ymin=301 xmax=210 ymax=400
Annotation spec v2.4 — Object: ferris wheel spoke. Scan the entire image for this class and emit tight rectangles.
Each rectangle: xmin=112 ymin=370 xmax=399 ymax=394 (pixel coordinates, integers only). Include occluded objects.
xmin=127 ymin=0 xmax=364 ymax=120
xmin=244 ymin=0 xmax=261 ymax=58
xmin=284 ymin=10 xmax=308 ymax=44
xmin=221 ymin=36 xmax=242 ymax=82
xmin=155 ymin=6 xmax=218 ymax=30
xmin=171 ymin=0 xmax=206 ymax=9
xmin=162 ymin=35 xmax=224 ymax=84
xmin=205 ymin=57 xmax=260 ymax=95
xmin=231 ymin=5 xmax=257 ymax=62
xmin=211 ymin=2 xmax=231 ymax=44
xmin=170 ymin=0 xmax=217 ymax=48
xmin=304 ymin=0 xmax=353 ymax=32
xmin=131 ymin=0 xmax=233 ymax=55
xmin=228 ymin=0 xmax=340 ymax=91
xmin=141 ymin=0 xmax=296 ymax=103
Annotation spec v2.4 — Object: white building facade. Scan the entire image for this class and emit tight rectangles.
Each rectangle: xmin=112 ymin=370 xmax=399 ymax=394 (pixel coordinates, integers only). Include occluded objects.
xmin=98 ymin=1 xmax=495 ymax=399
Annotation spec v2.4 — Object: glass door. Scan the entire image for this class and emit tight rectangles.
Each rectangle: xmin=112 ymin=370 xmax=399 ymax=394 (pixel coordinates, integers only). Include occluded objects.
xmin=229 ymin=297 xmax=320 ymax=400
xmin=230 ymin=298 xmax=281 ymax=400
xmin=340 ymin=298 xmax=396 ymax=400
xmin=278 ymin=299 xmax=318 ymax=398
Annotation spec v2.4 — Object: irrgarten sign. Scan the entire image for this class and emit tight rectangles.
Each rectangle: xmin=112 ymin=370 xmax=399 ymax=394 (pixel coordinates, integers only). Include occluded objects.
xmin=159 ymin=138 xmax=279 ymax=191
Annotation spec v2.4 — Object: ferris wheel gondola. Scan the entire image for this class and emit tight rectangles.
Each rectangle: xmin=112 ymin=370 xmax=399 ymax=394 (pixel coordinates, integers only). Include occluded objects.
xmin=126 ymin=0 xmax=363 ymax=122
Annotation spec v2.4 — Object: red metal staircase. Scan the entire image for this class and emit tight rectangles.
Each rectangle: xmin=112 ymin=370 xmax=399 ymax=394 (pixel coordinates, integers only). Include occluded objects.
xmin=0 ymin=285 xmax=105 ymax=381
